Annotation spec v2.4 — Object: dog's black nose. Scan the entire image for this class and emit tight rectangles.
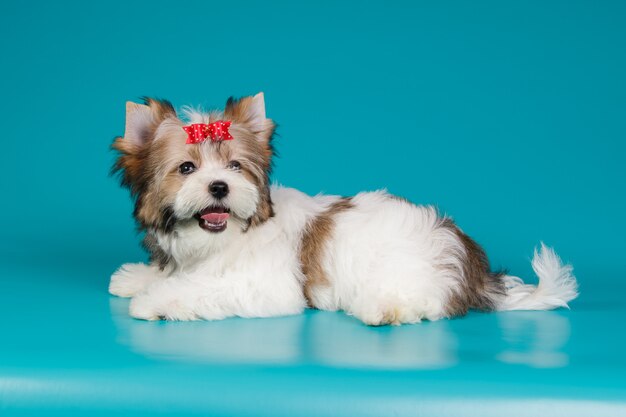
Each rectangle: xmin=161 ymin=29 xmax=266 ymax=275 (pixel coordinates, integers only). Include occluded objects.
xmin=209 ymin=181 xmax=229 ymax=199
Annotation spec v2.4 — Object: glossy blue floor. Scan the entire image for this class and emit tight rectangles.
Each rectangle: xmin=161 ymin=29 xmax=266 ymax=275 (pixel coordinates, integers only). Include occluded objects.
xmin=2 ymin=259 xmax=625 ymax=416
xmin=1 ymin=1 xmax=625 ymax=416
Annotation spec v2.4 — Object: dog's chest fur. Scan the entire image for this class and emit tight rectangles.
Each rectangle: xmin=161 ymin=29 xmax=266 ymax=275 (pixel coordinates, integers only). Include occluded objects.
xmin=154 ymin=187 xmax=340 ymax=278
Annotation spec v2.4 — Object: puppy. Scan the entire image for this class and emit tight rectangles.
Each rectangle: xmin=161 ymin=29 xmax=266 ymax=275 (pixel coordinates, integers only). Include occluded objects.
xmin=109 ymin=93 xmax=578 ymax=325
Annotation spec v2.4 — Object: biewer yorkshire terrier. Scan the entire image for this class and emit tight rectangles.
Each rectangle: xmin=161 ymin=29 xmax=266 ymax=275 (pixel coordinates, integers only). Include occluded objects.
xmin=109 ymin=93 xmax=578 ymax=325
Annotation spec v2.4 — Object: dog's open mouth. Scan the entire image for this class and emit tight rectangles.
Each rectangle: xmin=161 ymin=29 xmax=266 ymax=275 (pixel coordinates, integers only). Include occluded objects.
xmin=195 ymin=206 xmax=230 ymax=233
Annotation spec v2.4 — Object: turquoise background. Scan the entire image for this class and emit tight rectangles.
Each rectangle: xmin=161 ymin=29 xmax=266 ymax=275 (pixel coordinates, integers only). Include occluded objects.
xmin=1 ymin=1 xmax=625 ymax=416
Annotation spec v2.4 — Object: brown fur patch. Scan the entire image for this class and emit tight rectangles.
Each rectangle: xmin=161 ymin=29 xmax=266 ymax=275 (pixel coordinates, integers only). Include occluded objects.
xmin=300 ymin=198 xmax=354 ymax=305
xmin=440 ymin=219 xmax=506 ymax=316
xmin=143 ymin=232 xmax=173 ymax=271
xmin=142 ymin=97 xmax=176 ymax=121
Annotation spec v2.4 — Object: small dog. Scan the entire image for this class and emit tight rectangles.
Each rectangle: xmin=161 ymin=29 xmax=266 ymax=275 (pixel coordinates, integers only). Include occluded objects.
xmin=109 ymin=93 xmax=578 ymax=325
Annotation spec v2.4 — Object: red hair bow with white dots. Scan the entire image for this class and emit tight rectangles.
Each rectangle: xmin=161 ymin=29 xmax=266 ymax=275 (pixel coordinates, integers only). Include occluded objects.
xmin=183 ymin=121 xmax=233 ymax=144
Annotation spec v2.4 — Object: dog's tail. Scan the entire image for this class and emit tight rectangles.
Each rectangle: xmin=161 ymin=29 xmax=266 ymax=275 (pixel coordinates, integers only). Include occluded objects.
xmin=495 ymin=243 xmax=578 ymax=311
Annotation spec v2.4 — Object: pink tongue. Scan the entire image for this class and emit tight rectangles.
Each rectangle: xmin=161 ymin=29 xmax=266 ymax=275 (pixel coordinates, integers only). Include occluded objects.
xmin=201 ymin=213 xmax=230 ymax=223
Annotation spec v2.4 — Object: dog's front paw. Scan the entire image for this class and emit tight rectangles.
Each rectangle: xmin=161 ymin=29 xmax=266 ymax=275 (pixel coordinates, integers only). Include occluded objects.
xmin=128 ymin=294 xmax=162 ymax=321
xmin=129 ymin=293 xmax=200 ymax=321
xmin=109 ymin=263 xmax=160 ymax=298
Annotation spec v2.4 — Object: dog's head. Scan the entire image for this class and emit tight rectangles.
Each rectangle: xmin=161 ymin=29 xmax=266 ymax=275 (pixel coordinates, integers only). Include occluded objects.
xmin=112 ymin=93 xmax=275 ymax=239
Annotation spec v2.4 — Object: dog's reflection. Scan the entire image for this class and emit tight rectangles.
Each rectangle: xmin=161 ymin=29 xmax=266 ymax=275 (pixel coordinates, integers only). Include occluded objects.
xmin=496 ymin=311 xmax=571 ymax=368
xmin=303 ymin=312 xmax=458 ymax=369
xmin=110 ymin=297 xmax=458 ymax=369
xmin=111 ymin=298 xmax=570 ymax=369
xmin=110 ymin=297 xmax=305 ymax=364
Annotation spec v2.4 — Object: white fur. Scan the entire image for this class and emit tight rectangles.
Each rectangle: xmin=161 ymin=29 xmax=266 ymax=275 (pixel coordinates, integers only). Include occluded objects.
xmin=110 ymin=185 xmax=578 ymax=323
xmin=111 ymin=188 xmax=577 ymax=324
xmin=173 ymin=158 xmax=260 ymax=223
xmin=307 ymin=191 xmax=465 ymax=324
xmin=497 ymin=243 xmax=578 ymax=311
xmin=116 ymin=187 xmax=328 ymax=321
xmin=109 ymin=263 xmax=165 ymax=298
xmin=110 ymin=180 xmax=577 ymax=325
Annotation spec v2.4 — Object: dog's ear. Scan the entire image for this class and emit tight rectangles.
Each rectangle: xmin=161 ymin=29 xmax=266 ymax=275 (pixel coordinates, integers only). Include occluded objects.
xmin=123 ymin=101 xmax=153 ymax=147
xmin=121 ymin=98 xmax=177 ymax=149
xmin=224 ymin=92 xmax=274 ymax=142
xmin=247 ymin=92 xmax=267 ymax=129
xmin=112 ymin=98 xmax=176 ymax=195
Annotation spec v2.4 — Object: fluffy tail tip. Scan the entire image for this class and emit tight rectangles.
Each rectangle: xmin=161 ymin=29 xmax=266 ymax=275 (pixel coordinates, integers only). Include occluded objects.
xmin=532 ymin=242 xmax=579 ymax=308
xmin=499 ymin=243 xmax=578 ymax=311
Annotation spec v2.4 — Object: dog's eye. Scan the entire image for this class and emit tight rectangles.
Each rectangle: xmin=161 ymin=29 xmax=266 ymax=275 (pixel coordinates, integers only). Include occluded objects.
xmin=227 ymin=160 xmax=241 ymax=171
xmin=179 ymin=161 xmax=196 ymax=175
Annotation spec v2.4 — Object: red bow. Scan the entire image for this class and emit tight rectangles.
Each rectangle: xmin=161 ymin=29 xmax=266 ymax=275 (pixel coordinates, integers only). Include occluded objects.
xmin=183 ymin=121 xmax=233 ymax=144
